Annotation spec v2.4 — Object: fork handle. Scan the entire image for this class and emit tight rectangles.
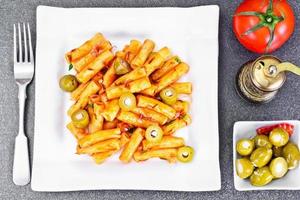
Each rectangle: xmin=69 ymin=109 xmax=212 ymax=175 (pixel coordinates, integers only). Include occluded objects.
xmin=13 ymin=84 xmax=30 ymax=186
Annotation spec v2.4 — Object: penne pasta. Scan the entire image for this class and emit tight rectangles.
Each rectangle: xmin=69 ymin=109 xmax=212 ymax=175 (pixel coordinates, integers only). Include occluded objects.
xmin=163 ymin=114 xmax=192 ymax=135
xmin=144 ymin=47 xmax=171 ymax=75
xmin=103 ymin=119 xmax=119 ymax=130
xmin=77 ymin=138 xmax=121 ymax=155
xmin=106 ymin=85 xmax=129 ymax=100
xmin=113 ymin=66 xmax=147 ymax=86
xmin=124 ymin=40 xmax=142 ymax=63
xmin=131 ymin=107 xmax=168 ymax=125
xmin=68 ymin=81 xmax=100 ymax=116
xmin=142 ymin=136 xmax=185 ymax=151
xmin=65 ymin=33 xmax=107 ymax=63
xmin=72 ymin=39 xmax=112 ymax=72
xmin=171 ymin=82 xmax=192 ymax=94
xmin=87 ymin=105 xmax=104 ymax=133
xmin=71 ymin=82 xmax=89 ymax=101
xmin=92 ymin=150 xmax=116 ymax=164
xmin=117 ymin=111 xmax=157 ymax=128
xmin=76 ymin=50 xmax=114 ymax=83
xmin=120 ymin=132 xmax=130 ymax=147
xmin=133 ymin=148 xmax=177 ymax=163
xmin=142 ymin=62 xmax=189 ymax=95
xmin=131 ymin=39 xmax=155 ymax=68
xmin=137 ymin=95 xmax=176 ymax=119
xmin=119 ymin=128 xmax=144 ymax=163
xmin=171 ymin=100 xmax=190 ymax=114
xmin=66 ymin=122 xmax=87 ymax=140
xmin=78 ymin=128 xmax=121 ymax=148
xmin=102 ymin=65 xmax=117 ymax=88
xmin=100 ymin=99 xmax=120 ymax=121
xmin=151 ymin=56 xmax=181 ymax=81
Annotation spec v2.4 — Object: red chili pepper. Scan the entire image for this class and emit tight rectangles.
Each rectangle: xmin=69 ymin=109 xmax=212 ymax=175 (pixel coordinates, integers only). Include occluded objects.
xmin=256 ymin=123 xmax=294 ymax=136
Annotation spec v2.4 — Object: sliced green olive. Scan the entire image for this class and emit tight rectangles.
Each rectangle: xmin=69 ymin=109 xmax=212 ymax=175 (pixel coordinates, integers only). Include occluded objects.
xmin=236 ymin=158 xmax=254 ymax=179
xmin=119 ymin=93 xmax=136 ymax=111
xmin=59 ymin=74 xmax=78 ymax=92
xmin=159 ymin=87 xmax=178 ymax=105
xmin=177 ymin=146 xmax=194 ymax=163
xmin=254 ymin=135 xmax=272 ymax=149
xmin=236 ymin=139 xmax=255 ymax=156
xmin=250 ymin=167 xmax=273 ymax=187
xmin=269 ymin=128 xmax=289 ymax=147
xmin=71 ymin=109 xmax=89 ymax=128
xmin=114 ymin=57 xmax=131 ymax=75
xmin=269 ymin=157 xmax=288 ymax=178
xmin=145 ymin=125 xmax=163 ymax=143
xmin=282 ymin=142 xmax=300 ymax=169
xmin=250 ymin=147 xmax=273 ymax=168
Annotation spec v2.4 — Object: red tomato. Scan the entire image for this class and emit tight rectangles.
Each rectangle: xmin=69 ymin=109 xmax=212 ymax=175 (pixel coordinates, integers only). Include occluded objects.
xmin=233 ymin=0 xmax=295 ymax=53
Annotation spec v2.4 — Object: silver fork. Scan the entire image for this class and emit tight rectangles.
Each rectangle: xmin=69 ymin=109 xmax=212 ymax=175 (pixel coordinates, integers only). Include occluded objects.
xmin=13 ymin=23 xmax=34 ymax=186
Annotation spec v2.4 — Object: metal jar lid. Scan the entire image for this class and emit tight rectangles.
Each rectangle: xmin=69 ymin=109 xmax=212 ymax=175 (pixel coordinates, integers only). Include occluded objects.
xmin=250 ymin=55 xmax=286 ymax=92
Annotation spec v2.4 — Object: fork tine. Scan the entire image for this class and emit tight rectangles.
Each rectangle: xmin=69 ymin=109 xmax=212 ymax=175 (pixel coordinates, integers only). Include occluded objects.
xmin=23 ymin=23 xmax=28 ymax=62
xmin=27 ymin=23 xmax=34 ymax=63
xmin=13 ymin=24 xmax=17 ymax=62
xmin=18 ymin=23 xmax=23 ymax=62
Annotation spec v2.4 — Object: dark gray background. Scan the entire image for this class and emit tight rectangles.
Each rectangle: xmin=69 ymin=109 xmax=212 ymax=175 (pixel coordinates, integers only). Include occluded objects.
xmin=1 ymin=0 xmax=300 ymax=199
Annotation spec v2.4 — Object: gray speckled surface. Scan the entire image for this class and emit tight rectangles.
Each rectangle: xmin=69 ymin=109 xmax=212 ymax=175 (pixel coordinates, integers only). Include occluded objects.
xmin=0 ymin=0 xmax=300 ymax=199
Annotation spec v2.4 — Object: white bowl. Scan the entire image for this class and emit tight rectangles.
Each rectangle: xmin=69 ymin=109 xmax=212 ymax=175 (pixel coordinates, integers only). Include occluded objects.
xmin=233 ymin=120 xmax=300 ymax=191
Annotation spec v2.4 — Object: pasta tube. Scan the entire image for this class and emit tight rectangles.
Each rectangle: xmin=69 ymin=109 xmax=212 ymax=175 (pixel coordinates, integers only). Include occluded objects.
xmin=66 ymin=122 xmax=87 ymax=140
xmin=137 ymin=95 xmax=176 ymax=119
xmin=119 ymin=128 xmax=144 ymax=163
xmin=103 ymin=65 xmax=117 ymax=88
xmin=65 ymin=33 xmax=106 ymax=63
xmin=171 ymin=100 xmax=190 ymax=114
xmin=171 ymin=82 xmax=192 ymax=94
xmin=71 ymin=82 xmax=89 ymax=101
xmin=72 ymin=40 xmax=112 ymax=72
xmin=88 ymin=106 xmax=104 ymax=133
xmin=120 ymin=132 xmax=130 ymax=147
xmin=163 ymin=114 xmax=192 ymax=135
xmin=144 ymin=47 xmax=170 ymax=75
xmin=131 ymin=107 xmax=168 ymax=125
xmin=92 ymin=150 xmax=116 ymax=164
xmin=103 ymin=119 xmax=119 ymax=130
xmin=133 ymin=148 xmax=177 ymax=163
xmin=101 ymin=99 xmax=120 ymax=121
xmin=124 ymin=40 xmax=142 ymax=63
xmin=151 ymin=56 xmax=181 ymax=81
xmin=68 ymin=81 xmax=100 ymax=116
xmin=77 ymin=138 xmax=121 ymax=155
xmin=117 ymin=111 xmax=157 ymax=128
xmin=78 ymin=128 xmax=121 ymax=148
xmin=106 ymin=77 xmax=151 ymax=99
xmin=76 ymin=50 xmax=114 ymax=83
xmin=131 ymin=39 xmax=155 ymax=68
xmin=113 ymin=66 xmax=147 ymax=86
xmin=142 ymin=136 xmax=185 ymax=151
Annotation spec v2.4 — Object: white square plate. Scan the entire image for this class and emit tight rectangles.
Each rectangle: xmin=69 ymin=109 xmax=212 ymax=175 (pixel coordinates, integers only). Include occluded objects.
xmin=31 ymin=5 xmax=220 ymax=192
xmin=233 ymin=120 xmax=300 ymax=191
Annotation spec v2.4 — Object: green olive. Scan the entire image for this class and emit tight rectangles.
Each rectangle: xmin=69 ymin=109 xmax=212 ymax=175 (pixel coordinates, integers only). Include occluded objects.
xmin=236 ymin=139 xmax=255 ymax=156
xmin=159 ymin=87 xmax=178 ymax=105
xmin=250 ymin=166 xmax=273 ymax=187
xmin=273 ymin=146 xmax=283 ymax=158
xmin=59 ymin=75 xmax=79 ymax=92
xmin=71 ymin=109 xmax=89 ymax=128
xmin=177 ymin=146 xmax=194 ymax=163
xmin=236 ymin=158 xmax=254 ymax=179
xmin=282 ymin=142 xmax=300 ymax=169
xmin=254 ymin=135 xmax=272 ymax=149
xmin=119 ymin=93 xmax=136 ymax=111
xmin=269 ymin=157 xmax=288 ymax=178
xmin=114 ymin=57 xmax=131 ymax=75
xmin=145 ymin=125 xmax=163 ymax=143
xmin=250 ymin=147 xmax=273 ymax=168
xmin=269 ymin=128 xmax=289 ymax=147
